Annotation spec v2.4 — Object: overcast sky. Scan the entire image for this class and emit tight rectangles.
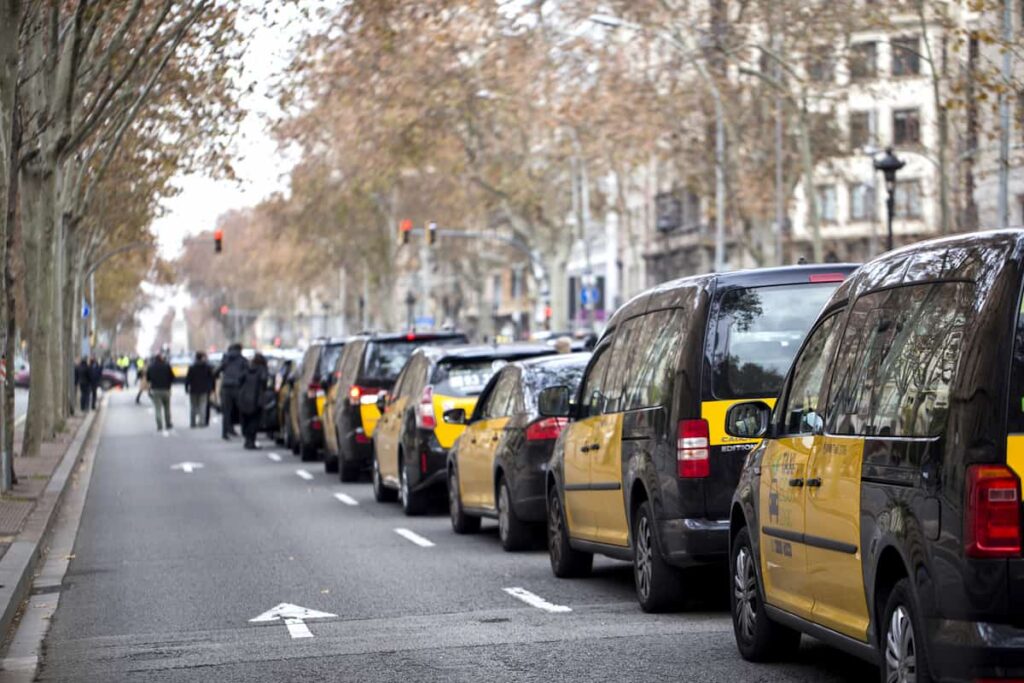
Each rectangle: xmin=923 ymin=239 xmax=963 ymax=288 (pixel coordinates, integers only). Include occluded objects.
xmin=136 ymin=3 xmax=311 ymax=354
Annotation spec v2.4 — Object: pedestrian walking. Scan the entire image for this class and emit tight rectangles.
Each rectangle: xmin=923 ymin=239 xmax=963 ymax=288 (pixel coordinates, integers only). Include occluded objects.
xmin=135 ymin=358 xmax=149 ymax=404
xmin=88 ymin=357 xmax=102 ymax=410
xmin=215 ymin=343 xmax=248 ymax=441
xmin=75 ymin=357 xmax=92 ymax=413
xmin=134 ymin=356 xmax=144 ymax=387
xmin=146 ymin=352 xmax=174 ymax=432
xmin=239 ymin=353 xmax=268 ymax=450
xmin=185 ymin=351 xmax=214 ymax=428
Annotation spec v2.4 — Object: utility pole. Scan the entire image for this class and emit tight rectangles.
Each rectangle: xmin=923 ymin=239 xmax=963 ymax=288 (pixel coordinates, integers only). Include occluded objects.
xmin=998 ymin=0 xmax=1014 ymax=227
xmin=772 ymin=30 xmax=785 ymax=266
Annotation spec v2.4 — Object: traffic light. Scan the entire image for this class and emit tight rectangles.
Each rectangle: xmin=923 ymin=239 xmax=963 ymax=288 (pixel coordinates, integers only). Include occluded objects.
xmin=214 ymin=228 xmax=223 ymax=253
xmin=219 ymin=304 xmax=229 ymax=316
xmin=399 ymin=219 xmax=413 ymax=245
xmin=426 ymin=221 xmax=437 ymax=246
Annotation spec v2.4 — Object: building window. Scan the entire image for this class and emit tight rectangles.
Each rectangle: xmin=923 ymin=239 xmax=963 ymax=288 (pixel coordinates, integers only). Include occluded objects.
xmin=806 ymin=46 xmax=834 ymax=83
xmin=655 ymin=189 xmax=701 ymax=233
xmin=892 ymin=36 xmax=921 ymax=76
xmin=850 ymin=183 xmax=876 ymax=221
xmin=816 ymin=184 xmax=838 ymax=223
xmin=849 ymin=42 xmax=877 ymax=80
xmin=849 ymin=110 xmax=876 ymax=151
xmin=893 ymin=108 xmax=921 ymax=146
xmin=894 ymin=180 xmax=922 ymax=219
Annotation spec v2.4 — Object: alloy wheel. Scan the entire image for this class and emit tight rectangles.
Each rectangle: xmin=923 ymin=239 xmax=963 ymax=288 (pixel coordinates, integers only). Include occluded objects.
xmin=498 ymin=483 xmax=510 ymax=543
xmin=635 ymin=515 xmax=653 ymax=602
xmin=400 ymin=465 xmax=409 ymax=508
xmin=548 ymin=495 xmax=562 ymax=566
xmin=449 ymin=470 xmax=460 ymax=519
xmin=733 ymin=546 xmax=758 ymax=642
xmin=884 ymin=605 xmax=917 ymax=683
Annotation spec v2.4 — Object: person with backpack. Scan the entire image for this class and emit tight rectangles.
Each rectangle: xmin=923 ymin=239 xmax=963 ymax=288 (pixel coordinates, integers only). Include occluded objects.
xmin=146 ymin=352 xmax=175 ymax=432
xmin=215 ymin=343 xmax=248 ymax=440
xmin=75 ymin=357 xmax=92 ymax=413
xmin=185 ymin=351 xmax=214 ymax=428
xmin=238 ymin=353 xmax=268 ymax=450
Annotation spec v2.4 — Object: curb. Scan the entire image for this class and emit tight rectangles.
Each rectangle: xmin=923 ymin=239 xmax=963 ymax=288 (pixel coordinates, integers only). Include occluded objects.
xmin=0 ymin=403 xmax=101 ymax=642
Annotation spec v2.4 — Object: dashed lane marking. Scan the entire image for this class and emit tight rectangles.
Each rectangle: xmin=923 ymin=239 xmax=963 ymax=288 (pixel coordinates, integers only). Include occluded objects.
xmin=296 ymin=469 xmax=314 ymax=481
xmin=267 ymin=452 xmax=282 ymax=462
xmin=333 ymin=493 xmax=358 ymax=506
xmin=503 ymin=587 xmax=572 ymax=613
xmin=394 ymin=528 xmax=434 ymax=547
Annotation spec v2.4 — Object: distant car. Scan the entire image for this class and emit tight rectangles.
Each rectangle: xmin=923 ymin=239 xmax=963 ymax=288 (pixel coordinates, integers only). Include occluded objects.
xmin=99 ymin=369 xmax=126 ymax=390
xmin=170 ymin=355 xmax=191 ymax=382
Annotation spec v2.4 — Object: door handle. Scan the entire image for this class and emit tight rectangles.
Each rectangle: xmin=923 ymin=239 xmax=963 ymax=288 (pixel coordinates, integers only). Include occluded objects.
xmin=491 ymin=435 xmax=499 ymax=442
xmin=788 ymin=478 xmax=804 ymax=487
xmin=586 ymin=443 xmax=600 ymax=452
xmin=806 ymin=478 xmax=822 ymax=488
xmin=581 ymin=445 xmax=594 ymax=453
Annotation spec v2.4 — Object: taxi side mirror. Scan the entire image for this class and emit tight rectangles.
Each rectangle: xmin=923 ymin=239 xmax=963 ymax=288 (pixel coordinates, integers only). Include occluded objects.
xmin=725 ymin=401 xmax=772 ymax=440
xmin=376 ymin=391 xmax=389 ymax=413
xmin=443 ymin=408 xmax=467 ymax=425
xmin=538 ymin=385 xmax=571 ymax=418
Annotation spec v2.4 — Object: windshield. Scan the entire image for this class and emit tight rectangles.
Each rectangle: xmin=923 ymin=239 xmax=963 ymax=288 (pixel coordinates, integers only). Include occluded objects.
xmin=430 ymin=359 xmax=503 ymax=397
xmin=362 ymin=341 xmax=422 ymax=383
xmin=711 ymin=283 xmax=838 ymax=399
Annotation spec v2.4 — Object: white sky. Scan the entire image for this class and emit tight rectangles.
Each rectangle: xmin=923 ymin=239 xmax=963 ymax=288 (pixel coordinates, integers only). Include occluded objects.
xmin=136 ymin=2 xmax=310 ymax=354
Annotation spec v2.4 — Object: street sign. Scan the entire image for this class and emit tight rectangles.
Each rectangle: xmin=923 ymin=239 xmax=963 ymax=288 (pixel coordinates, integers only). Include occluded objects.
xmin=250 ymin=603 xmax=337 ymax=639
xmin=414 ymin=316 xmax=435 ymax=328
xmin=580 ymin=286 xmax=599 ymax=306
xmin=82 ymin=303 xmax=90 ymax=319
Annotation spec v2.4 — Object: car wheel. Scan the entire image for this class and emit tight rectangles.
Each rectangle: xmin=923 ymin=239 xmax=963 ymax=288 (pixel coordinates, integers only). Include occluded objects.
xmin=449 ymin=464 xmax=480 ymax=534
xmin=547 ymin=487 xmax=592 ymax=578
xmin=730 ymin=526 xmax=801 ymax=662
xmin=881 ymin=579 xmax=933 ymax=683
xmin=339 ymin=461 xmax=360 ymax=483
xmin=324 ymin=452 xmax=338 ymax=473
xmin=399 ymin=455 xmax=427 ymax=516
xmin=299 ymin=435 xmax=318 ymax=462
xmin=497 ymin=477 xmax=529 ymax=552
xmin=633 ymin=500 xmax=684 ymax=613
xmin=372 ymin=450 xmax=396 ymax=503
xmin=287 ymin=421 xmax=299 ymax=455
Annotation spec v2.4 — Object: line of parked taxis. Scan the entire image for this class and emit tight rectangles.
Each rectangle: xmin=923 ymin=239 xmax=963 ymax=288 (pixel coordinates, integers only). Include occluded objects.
xmin=269 ymin=231 xmax=1024 ymax=682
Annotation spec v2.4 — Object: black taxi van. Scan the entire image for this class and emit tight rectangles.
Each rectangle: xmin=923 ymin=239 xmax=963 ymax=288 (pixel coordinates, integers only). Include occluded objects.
xmin=726 ymin=231 xmax=1024 ymax=682
xmin=539 ymin=264 xmax=855 ymax=612
xmin=330 ymin=331 xmax=467 ymax=481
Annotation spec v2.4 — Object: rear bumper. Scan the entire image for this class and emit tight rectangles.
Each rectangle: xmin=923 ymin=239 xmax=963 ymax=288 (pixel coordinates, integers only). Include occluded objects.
xmin=512 ymin=470 xmax=547 ymax=523
xmin=341 ymin=439 xmax=373 ymax=470
xmin=658 ymin=517 xmax=730 ymax=568
xmin=927 ymin=617 xmax=1024 ymax=680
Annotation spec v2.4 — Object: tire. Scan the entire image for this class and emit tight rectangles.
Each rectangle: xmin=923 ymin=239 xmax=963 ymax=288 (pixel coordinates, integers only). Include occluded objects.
xmin=633 ymin=500 xmax=685 ymax=613
xmin=300 ymin=435 xmax=318 ymax=462
xmin=730 ymin=526 xmax=801 ymax=662
xmin=372 ymin=450 xmax=396 ymax=503
xmin=324 ymin=452 xmax=339 ymax=474
xmin=399 ymin=455 xmax=427 ymax=516
xmin=880 ymin=579 xmax=933 ymax=683
xmin=497 ymin=477 xmax=530 ymax=551
xmin=547 ymin=487 xmax=592 ymax=578
xmin=449 ymin=464 xmax=480 ymax=534
xmin=339 ymin=461 xmax=360 ymax=483
xmin=287 ymin=420 xmax=299 ymax=455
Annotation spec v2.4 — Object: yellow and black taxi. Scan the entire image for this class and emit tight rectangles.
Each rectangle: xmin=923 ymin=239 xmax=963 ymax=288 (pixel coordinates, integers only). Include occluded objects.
xmin=373 ymin=343 xmax=555 ymax=514
xmin=331 ymin=331 xmax=468 ymax=481
xmin=293 ymin=338 xmax=347 ymax=461
xmin=727 ymin=231 xmax=1024 ymax=682
xmin=447 ymin=352 xmax=590 ymax=550
xmin=539 ymin=264 xmax=855 ymax=612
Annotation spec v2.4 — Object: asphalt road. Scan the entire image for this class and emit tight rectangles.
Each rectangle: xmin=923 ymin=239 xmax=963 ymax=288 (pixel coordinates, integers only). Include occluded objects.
xmin=35 ymin=391 xmax=878 ymax=682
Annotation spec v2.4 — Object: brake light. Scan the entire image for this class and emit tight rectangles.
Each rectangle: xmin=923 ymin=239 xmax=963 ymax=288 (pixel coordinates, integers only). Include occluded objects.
xmin=348 ymin=384 xmax=379 ymax=406
xmin=808 ymin=272 xmax=847 ymax=283
xmin=307 ymin=381 xmax=322 ymax=400
xmin=417 ymin=386 xmax=436 ymax=430
xmin=965 ymin=465 xmax=1022 ymax=558
xmin=677 ymin=419 xmax=710 ymax=478
xmin=526 ymin=417 xmax=567 ymax=442
xmin=406 ymin=333 xmax=417 ymax=341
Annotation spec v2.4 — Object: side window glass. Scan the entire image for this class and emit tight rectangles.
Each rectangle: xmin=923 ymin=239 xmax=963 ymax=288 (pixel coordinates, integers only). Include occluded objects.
xmin=485 ymin=371 xmax=515 ymax=418
xmin=778 ymin=313 xmax=843 ymax=436
xmin=601 ymin=319 xmax=640 ymax=413
xmin=580 ymin=340 xmax=613 ymax=417
xmin=623 ymin=309 xmax=686 ymax=411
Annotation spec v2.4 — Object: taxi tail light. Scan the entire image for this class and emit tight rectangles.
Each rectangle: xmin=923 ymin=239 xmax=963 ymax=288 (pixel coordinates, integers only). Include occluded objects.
xmin=677 ymin=419 xmax=710 ymax=478
xmin=348 ymin=384 xmax=379 ymax=407
xmin=526 ymin=417 xmax=567 ymax=442
xmin=417 ymin=385 xmax=436 ymax=430
xmin=965 ymin=464 xmax=1022 ymax=559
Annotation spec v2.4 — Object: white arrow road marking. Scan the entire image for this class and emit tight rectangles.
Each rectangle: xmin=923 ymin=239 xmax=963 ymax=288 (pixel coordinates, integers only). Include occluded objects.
xmin=296 ymin=469 xmax=313 ymax=481
xmin=267 ymin=452 xmax=282 ymax=462
xmin=249 ymin=603 xmax=336 ymax=640
xmin=333 ymin=493 xmax=358 ymax=506
xmin=170 ymin=462 xmax=204 ymax=474
xmin=394 ymin=528 xmax=434 ymax=547
xmin=503 ymin=587 xmax=572 ymax=613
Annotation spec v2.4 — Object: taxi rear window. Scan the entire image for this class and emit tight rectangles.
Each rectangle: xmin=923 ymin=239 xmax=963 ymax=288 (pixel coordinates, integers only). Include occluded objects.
xmin=710 ymin=282 xmax=838 ymax=399
xmin=362 ymin=336 xmax=465 ymax=383
xmin=431 ymin=359 xmax=502 ymax=397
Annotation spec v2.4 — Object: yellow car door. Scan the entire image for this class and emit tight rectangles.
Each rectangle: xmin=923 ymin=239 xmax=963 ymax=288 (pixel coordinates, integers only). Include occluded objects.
xmin=588 ymin=413 xmax=628 ymax=546
xmin=461 ymin=370 xmax=516 ymax=509
xmin=374 ymin=395 xmax=405 ymax=485
xmin=456 ymin=419 xmax=490 ymax=508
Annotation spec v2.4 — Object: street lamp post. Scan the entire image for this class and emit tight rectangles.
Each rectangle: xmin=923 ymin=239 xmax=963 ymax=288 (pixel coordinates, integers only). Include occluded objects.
xmin=873 ymin=147 xmax=906 ymax=253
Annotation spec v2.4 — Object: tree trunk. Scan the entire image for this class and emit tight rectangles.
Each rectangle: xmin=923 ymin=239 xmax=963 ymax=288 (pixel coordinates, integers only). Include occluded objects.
xmin=797 ymin=99 xmax=822 ymax=262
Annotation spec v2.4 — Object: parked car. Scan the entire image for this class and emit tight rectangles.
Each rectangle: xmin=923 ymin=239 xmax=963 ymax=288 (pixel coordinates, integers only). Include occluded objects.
xmin=170 ymin=355 xmax=191 ymax=382
xmin=372 ymin=343 xmax=556 ymax=514
xmin=726 ymin=231 xmax=1024 ymax=682
xmin=329 ymin=331 xmax=468 ymax=481
xmin=447 ymin=352 xmax=590 ymax=549
xmin=293 ymin=338 xmax=348 ymax=462
xmin=539 ymin=264 xmax=856 ymax=612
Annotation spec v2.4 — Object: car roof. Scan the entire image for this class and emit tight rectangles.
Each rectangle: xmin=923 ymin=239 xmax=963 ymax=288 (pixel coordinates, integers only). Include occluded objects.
xmin=518 ymin=351 xmax=591 ymax=369
xmin=419 ymin=343 xmax=555 ymax=363
xmin=346 ymin=331 xmax=467 ymax=344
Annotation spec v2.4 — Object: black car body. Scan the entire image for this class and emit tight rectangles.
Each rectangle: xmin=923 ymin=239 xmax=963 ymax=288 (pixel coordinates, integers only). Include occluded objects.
xmin=293 ymin=338 xmax=347 ymax=461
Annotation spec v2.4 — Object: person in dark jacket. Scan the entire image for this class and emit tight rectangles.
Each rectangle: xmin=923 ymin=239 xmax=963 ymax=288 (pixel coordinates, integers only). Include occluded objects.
xmin=215 ymin=343 xmax=247 ymax=440
xmin=185 ymin=352 xmax=214 ymax=428
xmin=88 ymin=357 xmax=102 ymax=409
xmin=239 ymin=353 xmax=268 ymax=450
xmin=75 ymin=357 xmax=92 ymax=412
xmin=146 ymin=352 xmax=175 ymax=431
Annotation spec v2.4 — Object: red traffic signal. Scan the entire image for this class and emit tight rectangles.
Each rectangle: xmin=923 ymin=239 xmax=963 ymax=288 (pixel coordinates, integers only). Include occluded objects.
xmin=214 ymin=228 xmax=223 ymax=253
xmin=399 ymin=219 xmax=412 ymax=245
xmin=219 ymin=304 xmax=229 ymax=316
